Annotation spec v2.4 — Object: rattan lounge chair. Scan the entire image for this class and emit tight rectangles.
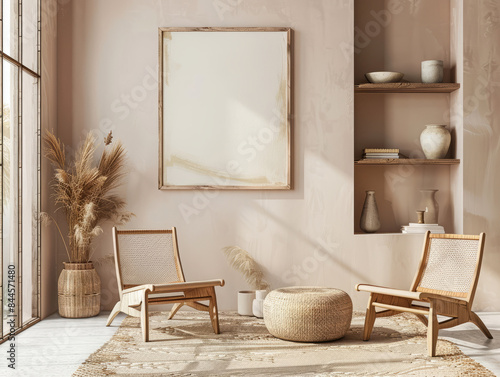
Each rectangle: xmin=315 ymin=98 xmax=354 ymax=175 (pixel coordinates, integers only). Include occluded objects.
xmin=356 ymin=232 xmax=492 ymax=356
xmin=106 ymin=227 xmax=225 ymax=341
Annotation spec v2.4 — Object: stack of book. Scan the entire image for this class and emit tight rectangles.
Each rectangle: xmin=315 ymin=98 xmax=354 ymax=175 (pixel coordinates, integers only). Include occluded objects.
xmin=401 ymin=223 xmax=445 ymax=234
xmin=363 ymin=148 xmax=406 ymax=159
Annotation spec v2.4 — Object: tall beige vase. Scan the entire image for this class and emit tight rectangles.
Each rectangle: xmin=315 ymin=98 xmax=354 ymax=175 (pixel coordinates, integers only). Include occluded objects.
xmin=360 ymin=190 xmax=381 ymax=233
xmin=58 ymin=262 xmax=101 ymax=318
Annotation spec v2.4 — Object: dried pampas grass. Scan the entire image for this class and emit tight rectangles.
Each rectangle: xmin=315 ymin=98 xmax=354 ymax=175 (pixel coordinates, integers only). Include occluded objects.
xmin=222 ymin=246 xmax=270 ymax=290
xmin=43 ymin=130 xmax=133 ymax=263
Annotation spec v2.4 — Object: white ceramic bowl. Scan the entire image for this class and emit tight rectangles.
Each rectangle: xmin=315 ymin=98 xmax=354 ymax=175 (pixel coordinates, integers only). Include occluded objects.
xmin=365 ymin=71 xmax=404 ymax=83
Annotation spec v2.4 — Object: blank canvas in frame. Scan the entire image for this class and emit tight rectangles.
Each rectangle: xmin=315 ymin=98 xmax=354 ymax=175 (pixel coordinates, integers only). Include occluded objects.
xmin=159 ymin=27 xmax=292 ymax=189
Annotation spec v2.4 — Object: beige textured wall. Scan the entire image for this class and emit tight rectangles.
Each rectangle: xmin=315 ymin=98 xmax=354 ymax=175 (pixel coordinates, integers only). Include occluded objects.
xmin=463 ymin=0 xmax=500 ymax=311
xmin=41 ymin=0 xmax=59 ymax=319
xmin=52 ymin=0 xmax=499 ymax=312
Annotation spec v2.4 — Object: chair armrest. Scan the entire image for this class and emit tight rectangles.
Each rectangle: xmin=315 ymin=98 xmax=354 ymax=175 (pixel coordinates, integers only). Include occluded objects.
xmin=356 ymin=284 xmax=424 ymax=301
xmin=122 ymin=279 xmax=224 ymax=295
xmin=122 ymin=284 xmax=154 ymax=294
xmin=150 ymin=279 xmax=225 ymax=293
xmin=417 ymin=292 xmax=468 ymax=305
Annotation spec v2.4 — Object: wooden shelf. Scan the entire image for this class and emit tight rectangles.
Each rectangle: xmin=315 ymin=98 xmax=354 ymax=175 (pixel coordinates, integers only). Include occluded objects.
xmin=355 ymin=159 xmax=460 ymax=166
xmin=355 ymin=83 xmax=460 ymax=93
xmin=354 ymin=232 xmax=422 ymax=236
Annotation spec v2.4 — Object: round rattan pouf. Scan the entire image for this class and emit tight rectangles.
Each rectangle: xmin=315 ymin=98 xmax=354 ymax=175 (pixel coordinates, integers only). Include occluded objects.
xmin=263 ymin=286 xmax=352 ymax=342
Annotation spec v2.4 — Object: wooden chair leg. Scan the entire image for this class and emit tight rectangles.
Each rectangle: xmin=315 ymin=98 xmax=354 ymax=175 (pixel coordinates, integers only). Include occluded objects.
xmin=141 ymin=291 xmax=150 ymax=342
xmin=415 ymin=314 xmax=428 ymax=327
xmin=363 ymin=294 xmax=376 ymax=341
xmin=427 ymin=300 xmax=439 ymax=357
xmin=470 ymin=311 xmax=493 ymax=339
xmin=168 ymin=303 xmax=184 ymax=320
xmin=106 ymin=302 xmax=121 ymax=326
xmin=208 ymin=287 xmax=220 ymax=334
xmin=186 ymin=301 xmax=210 ymax=312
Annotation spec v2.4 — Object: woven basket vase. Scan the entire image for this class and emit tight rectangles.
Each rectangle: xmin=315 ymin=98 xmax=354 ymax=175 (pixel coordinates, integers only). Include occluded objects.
xmin=58 ymin=262 xmax=101 ymax=318
xmin=263 ymin=287 xmax=352 ymax=342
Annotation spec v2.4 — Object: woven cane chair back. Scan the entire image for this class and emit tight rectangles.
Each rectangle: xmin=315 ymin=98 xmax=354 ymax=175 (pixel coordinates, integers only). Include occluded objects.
xmin=114 ymin=229 xmax=185 ymax=289
xmin=415 ymin=235 xmax=482 ymax=300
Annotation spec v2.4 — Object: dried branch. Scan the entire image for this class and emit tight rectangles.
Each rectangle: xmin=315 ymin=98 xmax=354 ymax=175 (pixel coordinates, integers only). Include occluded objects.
xmin=43 ymin=130 xmax=132 ymax=263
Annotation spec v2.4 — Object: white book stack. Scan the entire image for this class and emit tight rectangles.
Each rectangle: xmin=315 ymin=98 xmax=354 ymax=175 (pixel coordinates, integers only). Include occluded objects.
xmin=401 ymin=223 xmax=445 ymax=234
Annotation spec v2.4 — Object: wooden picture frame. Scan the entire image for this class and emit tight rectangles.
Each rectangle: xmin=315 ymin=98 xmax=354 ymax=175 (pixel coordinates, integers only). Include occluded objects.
xmin=158 ymin=27 xmax=293 ymax=190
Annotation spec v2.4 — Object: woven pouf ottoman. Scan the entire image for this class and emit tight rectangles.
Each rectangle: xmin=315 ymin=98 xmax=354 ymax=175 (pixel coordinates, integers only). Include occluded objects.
xmin=263 ymin=286 xmax=352 ymax=342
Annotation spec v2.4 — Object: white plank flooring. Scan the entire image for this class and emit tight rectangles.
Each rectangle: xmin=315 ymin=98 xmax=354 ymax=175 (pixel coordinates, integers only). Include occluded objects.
xmin=441 ymin=312 xmax=500 ymax=375
xmin=0 ymin=312 xmax=498 ymax=376
xmin=0 ymin=312 xmax=126 ymax=377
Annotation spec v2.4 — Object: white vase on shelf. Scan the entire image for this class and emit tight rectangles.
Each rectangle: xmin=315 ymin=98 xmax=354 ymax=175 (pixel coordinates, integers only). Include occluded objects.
xmin=420 ymin=125 xmax=451 ymax=159
xmin=421 ymin=60 xmax=444 ymax=83
xmin=418 ymin=189 xmax=439 ymax=224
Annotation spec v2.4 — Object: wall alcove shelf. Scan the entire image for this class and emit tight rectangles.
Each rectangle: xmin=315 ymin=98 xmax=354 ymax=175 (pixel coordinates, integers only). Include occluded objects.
xmin=355 ymin=83 xmax=460 ymax=93
xmin=355 ymin=159 xmax=460 ymax=166
xmin=353 ymin=0 xmax=463 ymax=235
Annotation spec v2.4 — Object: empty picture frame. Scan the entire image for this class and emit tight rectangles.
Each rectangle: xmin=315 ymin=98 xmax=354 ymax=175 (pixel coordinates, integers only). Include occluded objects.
xmin=158 ymin=27 xmax=292 ymax=189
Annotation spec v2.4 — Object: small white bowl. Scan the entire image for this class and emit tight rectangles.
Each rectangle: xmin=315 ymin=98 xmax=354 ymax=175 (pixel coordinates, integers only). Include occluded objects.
xmin=365 ymin=71 xmax=404 ymax=83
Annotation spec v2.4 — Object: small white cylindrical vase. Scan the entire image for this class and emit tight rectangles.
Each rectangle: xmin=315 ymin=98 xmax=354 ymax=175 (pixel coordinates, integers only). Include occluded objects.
xmin=418 ymin=189 xmax=439 ymax=224
xmin=420 ymin=124 xmax=451 ymax=159
xmin=421 ymin=60 xmax=443 ymax=83
xmin=252 ymin=290 xmax=268 ymax=318
xmin=238 ymin=291 xmax=256 ymax=316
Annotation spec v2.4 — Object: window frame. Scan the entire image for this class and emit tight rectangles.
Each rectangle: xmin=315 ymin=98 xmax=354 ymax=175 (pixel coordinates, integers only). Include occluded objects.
xmin=0 ymin=0 xmax=41 ymax=344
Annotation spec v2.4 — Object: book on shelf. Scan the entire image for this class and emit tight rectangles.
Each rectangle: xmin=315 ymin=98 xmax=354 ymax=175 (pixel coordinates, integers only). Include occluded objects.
xmin=401 ymin=223 xmax=445 ymax=234
xmin=364 ymin=148 xmax=399 ymax=154
xmin=362 ymin=153 xmax=408 ymax=159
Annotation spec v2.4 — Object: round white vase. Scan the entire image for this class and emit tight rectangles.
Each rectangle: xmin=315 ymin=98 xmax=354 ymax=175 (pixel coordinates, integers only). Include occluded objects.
xmin=418 ymin=189 xmax=439 ymax=224
xmin=238 ymin=291 xmax=256 ymax=316
xmin=420 ymin=125 xmax=451 ymax=159
xmin=421 ymin=60 xmax=443 ymax=83
xmin=360 ymin=190 xmax=381 ymax=233
xmin=252 ymin=290 xmax=268 ymax=318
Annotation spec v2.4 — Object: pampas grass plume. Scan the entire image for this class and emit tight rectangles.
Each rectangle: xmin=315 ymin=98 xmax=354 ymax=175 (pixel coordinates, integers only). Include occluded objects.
xmin=222 ymin=246 xmax=270 ymax=290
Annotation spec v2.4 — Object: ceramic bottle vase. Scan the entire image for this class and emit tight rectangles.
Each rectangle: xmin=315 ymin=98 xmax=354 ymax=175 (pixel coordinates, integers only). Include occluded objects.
xmin=252 ymin=290 xmax=268 ymax=318
xmin=418 ymin=189 xmax=439 ymax=224
xmin=360 ymin=190 xmax=381 ymax=233
xmin=420 ymin=125 xmax=451 ymax=159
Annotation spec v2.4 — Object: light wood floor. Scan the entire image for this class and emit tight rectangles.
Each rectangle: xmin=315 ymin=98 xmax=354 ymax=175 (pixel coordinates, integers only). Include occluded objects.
xmin=0 ymin=311 xmax=498 ymax=376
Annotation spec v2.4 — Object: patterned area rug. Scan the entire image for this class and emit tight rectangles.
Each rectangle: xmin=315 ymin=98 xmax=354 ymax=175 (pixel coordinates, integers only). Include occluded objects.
xmin=74 ymin=311 xmax=493 ymax=376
